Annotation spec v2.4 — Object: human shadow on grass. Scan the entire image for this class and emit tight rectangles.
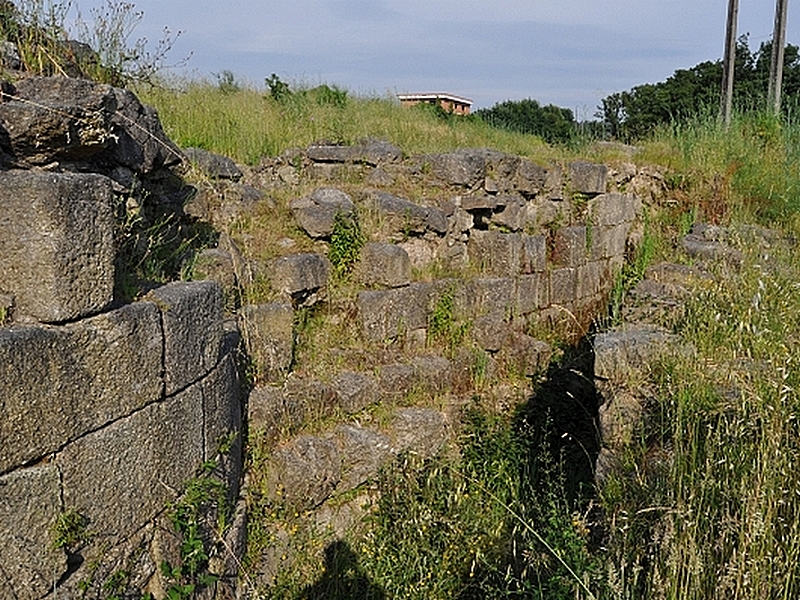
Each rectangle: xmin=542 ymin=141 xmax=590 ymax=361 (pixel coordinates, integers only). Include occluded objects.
xmin=299 ymin=540 xmax=386 ymax=600
xmin=456 ymin=337 xmax=603 ymax=599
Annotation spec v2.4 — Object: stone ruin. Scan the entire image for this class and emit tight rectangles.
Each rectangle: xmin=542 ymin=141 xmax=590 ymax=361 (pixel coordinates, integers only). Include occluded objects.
xmin=0 ymin=72 xmax=677 ymax=598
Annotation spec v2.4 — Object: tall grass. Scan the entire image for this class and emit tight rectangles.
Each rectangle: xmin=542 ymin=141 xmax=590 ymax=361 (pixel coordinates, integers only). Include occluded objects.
xmin=599 ymin=227 xmax=800 ymax=599
xmin=637 ymin=111 xmax=800 ymax=223
xmin=138 ymin=80 xmax=561 ymax=165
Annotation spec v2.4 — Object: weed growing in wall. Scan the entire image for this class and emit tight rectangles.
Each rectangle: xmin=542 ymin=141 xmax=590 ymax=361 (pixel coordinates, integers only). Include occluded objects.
xmin=327 ymin=211 xmax=365 ymax=281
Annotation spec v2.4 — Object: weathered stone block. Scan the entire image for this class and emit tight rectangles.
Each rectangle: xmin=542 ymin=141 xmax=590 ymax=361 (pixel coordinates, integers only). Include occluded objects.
xmin=0 ymin=171 xmax=114 ymax=322
xmin=284 ymin=374 xmax=337 ymax=419
xmin=0 ymin=465 xmax=67 ymax=599
xmin=594 ymin=325 xmax=685 ymax=383
xmin=332 ymin=371 xmax=379 ymax=413
xmin=428 ymin=149 xmax=486 ymax=187
xmin=270 ymin=253 xmax=330 ymax=301
xmin=390 ymin=408 xmax=447 ymax=458
xmin=515 ymin=159 xmax=547 ymax=195
xmin=467 ymin=230 xmax=520 ymax=277
xmin=149 ymin=281 xmax=224 ymax=395
xmin=461 ymin=193 xmax=497 ymax=211
xmin=306 ymin=144 xmax=360 ymax=163
xmin=360 ymin=139 xmax=403 ymax=165
xmin=378 ymin=363 xmax=418 ymax=398
xmin=266 ymin=435 xmax=341 ymax=509
xmin=490 ymin=195 xmax=527 ymax=232
xmin=240 ymin=302 xmax=294 ymax=382
xmin=515 ymin=273 xmax=548 ymax=315
xmin=577 ymin=261 xmax=607 ymax=299
xmin=590 ymin=223 xmax=631 ymax=261
xmin=589 ymin=192 xmax=640 ymax=226
xmin=522 ymin=234 xmax=547 ymax=273
xmin=290 ymin=188 xmax=355 ymax=239
xmin=0 ymin=302 xmax=163 ymax=474
xmin=358 ymin=282 xmax=435 ymax=342
xmin=369 ymin=191 xmax=437 ymax=237
xmin=59 ymin=387 xmax=204 ymax=546
xmin=472 ymin=311 xmax=511 ymax=352
xmin=333 ymin=425 xmax=392 ymax=493
xmin=499 ymin=334 xmax=552 ymax=377
xmin=0 ymin=76 xmax=115 ymax=164
xmin=106 ymin=86 xmax=182 ymax=173
xmin=248 ymin=385 xmax=304 ymax=450
xmin=569 ymin=161 xmax=607 ymax=195
xmin=358 ymin=242 xmax=411 ymax=288
xmin=411 ymin=355 xmax=454 ymax=392
xmin=550 ymin=268 xmax=578 ymax=305
xmin=551 ymin=226 xmax=588 ymax=267
xmin=456 ymin=277 xmax=516 ymax=318
xmin=184 ymin=147 xmax=243 ymax=180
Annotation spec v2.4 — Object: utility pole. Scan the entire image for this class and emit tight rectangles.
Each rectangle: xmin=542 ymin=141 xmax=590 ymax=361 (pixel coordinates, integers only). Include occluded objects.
xmin=768 ymin=0 xmax=790 ymax=113
xmin=721 ymin=0 xmax=739 ymax=127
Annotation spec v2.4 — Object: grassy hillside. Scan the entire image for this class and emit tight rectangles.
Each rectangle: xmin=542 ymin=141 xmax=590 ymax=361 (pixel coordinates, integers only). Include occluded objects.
xmin=143 ymin=81 xmax=800 ymax=599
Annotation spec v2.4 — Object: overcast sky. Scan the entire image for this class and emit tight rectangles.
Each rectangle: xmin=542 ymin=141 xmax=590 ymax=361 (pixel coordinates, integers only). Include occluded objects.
xmin=70 ymin=1 xmax=798 ymax=115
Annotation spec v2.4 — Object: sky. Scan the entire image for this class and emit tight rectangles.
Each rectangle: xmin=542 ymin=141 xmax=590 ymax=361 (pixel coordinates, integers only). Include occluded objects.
xmin=68 ymin=1 xmax=798 ymax=116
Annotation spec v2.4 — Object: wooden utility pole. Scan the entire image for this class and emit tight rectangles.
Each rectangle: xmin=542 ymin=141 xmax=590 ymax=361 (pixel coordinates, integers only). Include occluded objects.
xmin=768 ymin=0 xmax=790 ymax=113
xmin=721 ymin=0 xmax=739 ymax=127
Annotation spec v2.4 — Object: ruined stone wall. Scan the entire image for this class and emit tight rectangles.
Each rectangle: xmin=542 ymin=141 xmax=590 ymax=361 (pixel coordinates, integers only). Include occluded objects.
xmin=0 ymin=78 xmax=244 ymax=599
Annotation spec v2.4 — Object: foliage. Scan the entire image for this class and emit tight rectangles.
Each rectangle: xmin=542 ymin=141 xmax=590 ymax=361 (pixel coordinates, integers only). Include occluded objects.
xmin=215 ymin=69 xmax=240 ymax=94
xmin=476 ymin=98 xmax=578 ymax=145
xmin=428 ymin=285 xmax=468 ymax=354
xmin=327 ymin=211 xmax=365 ymax=280
xmin=0 ymin=0 xmax=183 ymax=86
xmin=113 ymin=190 xmax=217 ymax=301
xmin=358 ymin=401 xmax=599 ymax=600
xmin=162 ymin=461 xmax=231 ymax=598
xmin=51 ymin=508 xmax=90 ymax=551
xmin=598 ymin=229 xmax=800 ymax=599
xmin=600 ymin=37 xmax=800 ymax=140
xmin=138 ymin=81 xmax=560 ymax=166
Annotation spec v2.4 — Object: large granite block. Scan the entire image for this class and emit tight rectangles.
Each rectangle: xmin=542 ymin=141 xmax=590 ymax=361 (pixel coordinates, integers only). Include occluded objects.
xmin=0 ymin=302 xmax=163 ymax=474
xmin=149 ymin=281 xmax=224 ymax=394
xmin=58 ymin=387 xmax=204 ymax=545
xmin=0 ymin=171 xmax=114 ymax=322
xmin=0 ymin=466 xmax=66 ymax=599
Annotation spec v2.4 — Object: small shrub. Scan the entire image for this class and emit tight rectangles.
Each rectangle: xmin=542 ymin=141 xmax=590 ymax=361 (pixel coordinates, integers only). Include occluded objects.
xmin=51 ymin=508 xmax=90 ymax=551
xmin=327 ymin=211 xmax=365 ymax=280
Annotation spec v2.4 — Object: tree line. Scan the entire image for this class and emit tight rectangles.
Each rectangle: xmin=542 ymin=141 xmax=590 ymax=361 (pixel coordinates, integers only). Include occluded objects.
xmin=476 ymin=38 xmax=800 ymax=144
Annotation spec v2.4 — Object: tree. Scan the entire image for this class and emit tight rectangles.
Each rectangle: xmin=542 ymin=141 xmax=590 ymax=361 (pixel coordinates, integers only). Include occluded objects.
xmin=476 ymin=98 xmax=577 ymax=144
xmin=599 ymin=37 xmax=800 ymax=141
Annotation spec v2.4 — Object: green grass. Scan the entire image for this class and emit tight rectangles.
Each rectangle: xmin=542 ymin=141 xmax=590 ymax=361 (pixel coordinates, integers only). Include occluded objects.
xmin=138 ymin=80 xmax=562 ymax=166
xmin=636 ymin=111 xmax=800 ymax=223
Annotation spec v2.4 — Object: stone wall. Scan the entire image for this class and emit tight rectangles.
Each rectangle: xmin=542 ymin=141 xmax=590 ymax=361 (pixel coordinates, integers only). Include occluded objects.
xmin=0 ymin=77 xmax=244 ymax=599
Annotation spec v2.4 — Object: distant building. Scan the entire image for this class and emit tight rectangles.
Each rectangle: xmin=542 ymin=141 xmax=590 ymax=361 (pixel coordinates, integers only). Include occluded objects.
xmin=397 ymin=93 xmax=473 ymax=115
